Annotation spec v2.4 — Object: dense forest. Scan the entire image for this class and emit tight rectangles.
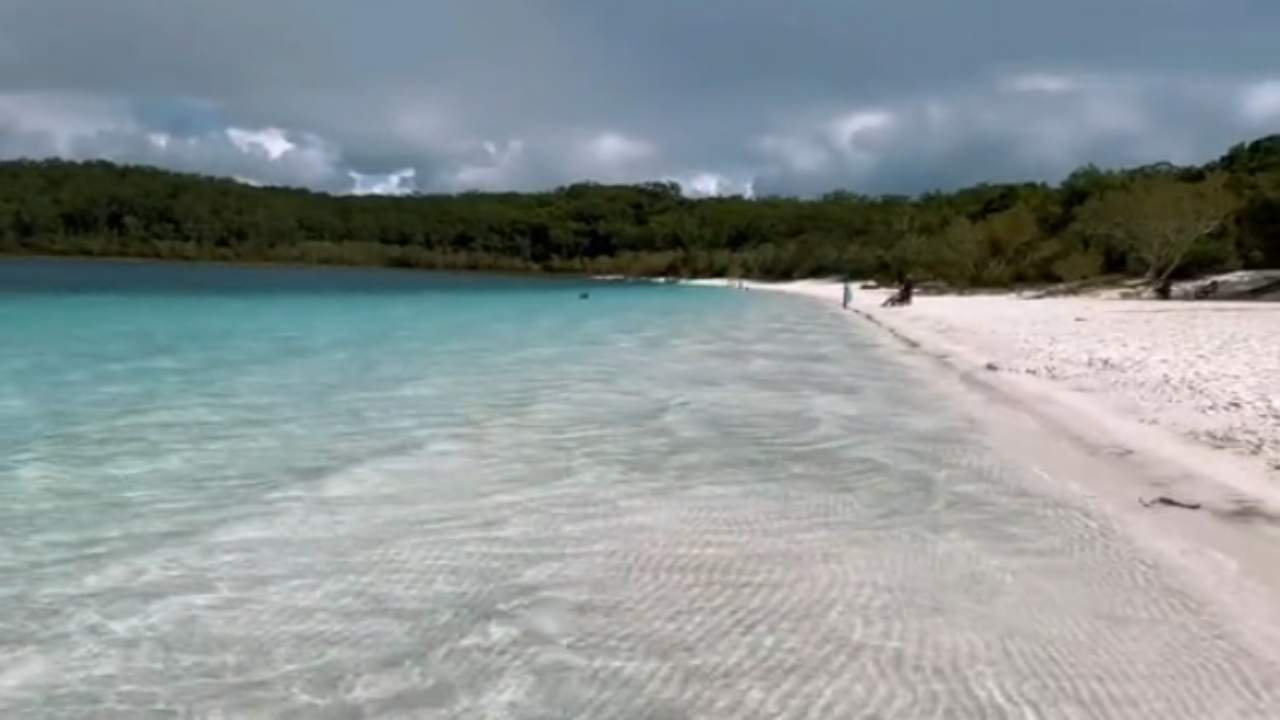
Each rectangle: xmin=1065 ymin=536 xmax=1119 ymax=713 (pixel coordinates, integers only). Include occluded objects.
xmin=2 ymin=135 xmax=1279 ymax=285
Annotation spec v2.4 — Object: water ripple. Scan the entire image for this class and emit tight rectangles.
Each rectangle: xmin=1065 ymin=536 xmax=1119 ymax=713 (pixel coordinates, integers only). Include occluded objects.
xmin=2 ymin=282 xmax=1278 ymax=717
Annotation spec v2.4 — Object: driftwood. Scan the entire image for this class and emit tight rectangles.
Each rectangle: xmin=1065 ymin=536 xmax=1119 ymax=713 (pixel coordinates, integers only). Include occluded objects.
xmin=1139 ymin=496 xmax=1202 ymax=510
xmin=1244 ymin=277 xmax=1280 ymax=298
xmin=1176 ymin=271 xmax=1280 ymax=300
xmin=1192 ymin=279 xmax=1220 ymax=300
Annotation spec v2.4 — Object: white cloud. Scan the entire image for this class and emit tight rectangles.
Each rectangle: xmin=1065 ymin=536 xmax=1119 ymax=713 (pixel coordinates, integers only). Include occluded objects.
xmin=387 ymin=97 xmax=463 ymax=154
xmin=753 ymin=109 xmax=894 ymax=188
xmin=349 ymin=167 xmax=417 ymax=195
xmin=444 ymin=139 xmax=526 ymax=191
xmin=584 ymin=132 xmax=655 ymax=167
xmin=0 ymin=94 xmax=348 ymax=190
xmin=532 ymin=130 xmax=662 ymax=184
xmin=0 ymin=72 xmax=1271 ymax=198
xmin=981 ymin=84 xmax=1150 ymax=168
xmin=1240 ymin=80 xmax=1280 ymax=124
xmin=828 ymin=110 xmax=894 ymax=154
xmin=271 ymin=132 xmax=343 ymax=185
xmin=825 ymin=110 xmax=895 ymax=174
xmin=226 ymin=126 xmax=295 ymax=160
xmin=676 ymin=172 xmax=754 ymax=198
xmin=0 ymin=92 xmax=135 ymax=155
xmin=1002 ymin=73 xmax=1078 ymax=94
xmin=1 ymin=2 xmax=1278 ymax=196
xmin=756 ymin=135 xmax=829 ymax=173
xmin=748 ymin=77 xmax=1208 ymax=195
xmin=922 ymin=101 xmax=950 ymax=129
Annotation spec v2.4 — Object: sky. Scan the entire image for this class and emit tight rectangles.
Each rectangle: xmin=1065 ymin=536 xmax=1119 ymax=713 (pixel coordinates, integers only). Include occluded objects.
xmin=1 ymin=1 xmax=1278 ymax=197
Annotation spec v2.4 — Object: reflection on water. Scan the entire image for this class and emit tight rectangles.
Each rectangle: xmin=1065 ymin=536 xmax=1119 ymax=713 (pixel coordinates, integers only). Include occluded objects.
xmin=1 ymin=261 xmax=1277 ymax=718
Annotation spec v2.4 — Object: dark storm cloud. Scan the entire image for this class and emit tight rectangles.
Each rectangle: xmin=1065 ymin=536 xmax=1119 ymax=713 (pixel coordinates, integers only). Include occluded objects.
xmin=0 ymin=1 xmax=1277 ymax=195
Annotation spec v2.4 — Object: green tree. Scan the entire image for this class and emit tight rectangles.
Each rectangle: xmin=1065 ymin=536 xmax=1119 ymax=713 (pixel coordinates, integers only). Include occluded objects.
xmin=2 ymin=134 xmax=1278 ymax=285
xmin=1073 ymin=174 xmax=1240 ymax=283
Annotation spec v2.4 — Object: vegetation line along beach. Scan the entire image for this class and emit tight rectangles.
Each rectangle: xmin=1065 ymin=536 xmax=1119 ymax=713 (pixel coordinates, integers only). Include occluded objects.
xmin=2 ymin=135 xmax=1279 ymax=285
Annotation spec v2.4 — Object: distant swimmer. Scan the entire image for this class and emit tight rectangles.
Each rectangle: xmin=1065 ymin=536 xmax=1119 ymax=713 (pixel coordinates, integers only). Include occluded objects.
xmin=579 ymin=292 xmax=590 ymax=300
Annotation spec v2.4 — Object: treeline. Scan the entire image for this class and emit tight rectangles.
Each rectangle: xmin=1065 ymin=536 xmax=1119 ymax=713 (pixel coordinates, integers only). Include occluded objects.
xmin=2 ymin=135 xmax=1279 ymax=284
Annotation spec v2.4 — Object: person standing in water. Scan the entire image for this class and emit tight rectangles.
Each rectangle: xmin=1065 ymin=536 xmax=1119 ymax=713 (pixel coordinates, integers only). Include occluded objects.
xmin=842 ymin=280 xmax=853 ymax=310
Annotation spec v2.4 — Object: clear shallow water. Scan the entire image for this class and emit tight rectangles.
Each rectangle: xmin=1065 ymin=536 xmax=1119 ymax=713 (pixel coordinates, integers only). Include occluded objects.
xmin=1 ymin=259 xmax=1277 ymax=719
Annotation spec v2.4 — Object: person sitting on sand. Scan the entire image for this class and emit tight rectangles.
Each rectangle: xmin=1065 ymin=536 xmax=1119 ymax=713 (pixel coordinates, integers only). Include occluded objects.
xmin=882 ymin=278 xmax=914 ymax=307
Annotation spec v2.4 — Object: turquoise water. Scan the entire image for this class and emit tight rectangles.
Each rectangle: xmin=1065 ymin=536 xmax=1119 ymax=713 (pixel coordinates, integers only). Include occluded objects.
xmin=2 ymin=259 xmax=1277 ymax=718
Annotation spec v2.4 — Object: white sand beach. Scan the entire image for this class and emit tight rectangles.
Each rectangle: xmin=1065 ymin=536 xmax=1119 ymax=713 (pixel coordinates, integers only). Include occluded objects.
xmin=693 ymin=277 xmax=1280 ymax=663
xmin=745 ymin=279 xmax=1280 ymax=479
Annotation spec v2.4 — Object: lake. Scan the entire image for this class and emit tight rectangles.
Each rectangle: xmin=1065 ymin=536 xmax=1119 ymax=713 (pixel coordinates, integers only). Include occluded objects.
xmin=1 ymin=259 xmax=1275 ymax=718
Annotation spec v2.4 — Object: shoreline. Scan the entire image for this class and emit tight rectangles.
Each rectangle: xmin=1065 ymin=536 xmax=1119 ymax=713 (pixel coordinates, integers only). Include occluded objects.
xmin=693 ymin=277 xmax=1280 ymax=666
xmin=697 ymin=277 xmax=1280 ymax=482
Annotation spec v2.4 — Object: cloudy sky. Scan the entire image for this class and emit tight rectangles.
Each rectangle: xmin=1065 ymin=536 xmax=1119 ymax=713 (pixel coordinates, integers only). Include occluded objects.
xmin=1 ymin=1 xmax=1277 ymax=197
